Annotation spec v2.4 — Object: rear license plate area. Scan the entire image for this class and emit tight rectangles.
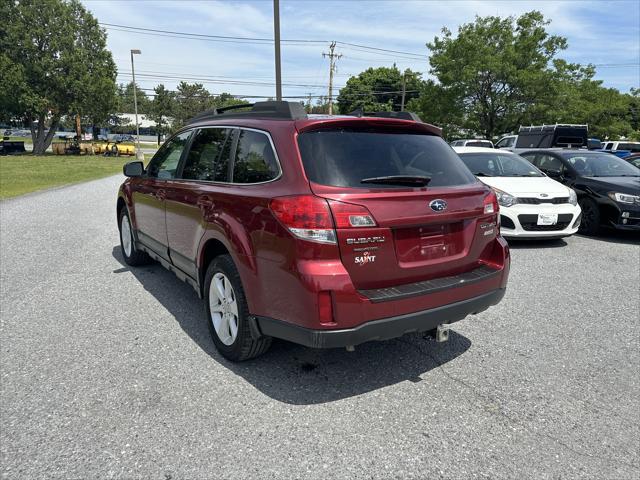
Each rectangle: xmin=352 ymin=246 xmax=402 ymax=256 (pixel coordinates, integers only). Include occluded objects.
xmin=394 ymin=223 xmax=463 ymax=263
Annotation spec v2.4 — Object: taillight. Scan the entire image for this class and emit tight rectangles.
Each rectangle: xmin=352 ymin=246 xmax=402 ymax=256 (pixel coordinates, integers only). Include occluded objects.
xmin=269 ymin=195 xmax=337 ymax=244
xmin=328 ymin=200 xmax=377 ymax=228
xmin=484 ymin=191 xmax=499 ymax=215
xmin=484 ymin=190 xmax=500 ymax=232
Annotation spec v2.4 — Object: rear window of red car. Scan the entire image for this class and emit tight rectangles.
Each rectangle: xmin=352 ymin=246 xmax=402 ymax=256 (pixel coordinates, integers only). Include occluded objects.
xmin=297 ymin=128 xmax=476 ymax=188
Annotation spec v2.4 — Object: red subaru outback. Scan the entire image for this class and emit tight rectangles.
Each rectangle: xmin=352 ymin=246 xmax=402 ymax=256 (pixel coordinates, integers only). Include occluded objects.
xmin=117 ymin=102 xmax=509 ymax=361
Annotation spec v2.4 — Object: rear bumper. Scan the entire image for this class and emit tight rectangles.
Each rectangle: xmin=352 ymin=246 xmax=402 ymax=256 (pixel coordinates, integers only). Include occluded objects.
xmin=255 ymin=288 xmax=506 ymax=348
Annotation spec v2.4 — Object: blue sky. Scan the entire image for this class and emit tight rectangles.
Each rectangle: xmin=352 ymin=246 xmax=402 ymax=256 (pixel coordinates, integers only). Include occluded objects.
xmin=82 ymin=0 xmax=640 ymax=102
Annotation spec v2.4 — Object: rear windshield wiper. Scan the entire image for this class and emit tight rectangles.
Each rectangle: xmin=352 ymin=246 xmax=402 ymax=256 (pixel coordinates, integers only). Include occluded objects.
xmin=360 ymin=175 xmax=431 ymax=187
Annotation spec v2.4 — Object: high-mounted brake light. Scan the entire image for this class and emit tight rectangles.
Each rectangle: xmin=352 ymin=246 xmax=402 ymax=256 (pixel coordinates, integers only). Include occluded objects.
xmin=328 ymin=200 xmax=377 ymax=228
xmin=269 ymin=195 xmax=336 ymax=244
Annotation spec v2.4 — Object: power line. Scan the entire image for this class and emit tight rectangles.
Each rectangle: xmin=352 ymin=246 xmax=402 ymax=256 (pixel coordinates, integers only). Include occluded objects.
xmin=103 ymin=22 xmax=638 ymax=69
xmin=116 ymin=71 xmax=347 ymax=89
xmin=101 ymin=22 xmax=325 ymax=45
xmin=133 ymin=87 xmax=418 ymax=99
xmin=100 ymin=22 xmax=429 ymax=59
xmin=114 ymin=62 xmax=357 ymax=79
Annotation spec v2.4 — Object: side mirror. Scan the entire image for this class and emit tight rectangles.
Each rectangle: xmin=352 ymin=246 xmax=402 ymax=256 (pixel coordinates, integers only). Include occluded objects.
xmin=545 ymin=169 xmax=561 ymax=179
xmin=123 ymin=161 xmax=144 ymax=177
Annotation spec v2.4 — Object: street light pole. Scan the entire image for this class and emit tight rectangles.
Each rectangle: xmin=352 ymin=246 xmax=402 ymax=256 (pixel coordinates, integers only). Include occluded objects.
xmin=130 ymin=49 xmax=143 ymax=160
xmin=273 ymin=0 xmax=282 ymax=101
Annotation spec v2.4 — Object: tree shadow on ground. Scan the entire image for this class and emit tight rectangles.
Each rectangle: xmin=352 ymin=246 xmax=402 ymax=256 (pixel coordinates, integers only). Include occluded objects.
xmin=112 ymin=246 xmax=472 ymax=405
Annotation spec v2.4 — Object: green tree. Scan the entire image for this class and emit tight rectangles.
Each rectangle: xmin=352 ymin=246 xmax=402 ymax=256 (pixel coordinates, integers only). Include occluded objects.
xmin=337 ymin=67 xmax=423 ymax=114
xmin=406 ymin=80 xmax=465 ymax=139
xmin=539 ymin=61 xmax=637 ymax=140
xmin=149 ymin=84 xmax=175 ymax=142
xmin=0 ymin=0 xmax=117 ymax=154
xmin=116 ymin=82 xmax=151 ymax=114
xmin=171 ymin=83 xmax=249 ymax=131
xmin=172 ymin=82 xmax=214 ymax=128
xmin=424 ymin=11 xmax=567 ymax=139
xmin=629 ymin=88 xmax=640 ymax=134
xmin=211 ymin=92 xmax=248 ymax=110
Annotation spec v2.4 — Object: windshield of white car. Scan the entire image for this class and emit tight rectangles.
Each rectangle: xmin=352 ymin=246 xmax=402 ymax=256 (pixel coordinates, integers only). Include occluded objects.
xmin=563 ymin=153 xmax=640 ymax=177
xmin=458 ymin=152 xmax=543 ymax=177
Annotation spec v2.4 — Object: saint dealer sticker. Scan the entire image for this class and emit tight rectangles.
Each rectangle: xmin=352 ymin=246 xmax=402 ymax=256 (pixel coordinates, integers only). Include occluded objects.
xmin=354 ymin=251 xmax=376 ymax=265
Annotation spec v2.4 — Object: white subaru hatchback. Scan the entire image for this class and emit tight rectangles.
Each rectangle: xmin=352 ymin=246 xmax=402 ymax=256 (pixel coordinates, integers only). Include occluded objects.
xmin=454 ymin=147 xmax=582 ymax=239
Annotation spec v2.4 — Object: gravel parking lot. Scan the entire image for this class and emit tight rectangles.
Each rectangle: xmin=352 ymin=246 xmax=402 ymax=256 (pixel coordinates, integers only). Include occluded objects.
xmin=1 ymin=176 xmax=639 ymax=479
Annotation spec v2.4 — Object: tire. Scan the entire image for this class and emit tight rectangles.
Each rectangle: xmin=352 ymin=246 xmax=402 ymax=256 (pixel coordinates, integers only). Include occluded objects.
xmin=204 ymin=255 xmax=271 ymax=361
xmin=578 ymin=198 xmax=601 ymax=235
xmin=118 ymin=207 xmax=151 ymax=266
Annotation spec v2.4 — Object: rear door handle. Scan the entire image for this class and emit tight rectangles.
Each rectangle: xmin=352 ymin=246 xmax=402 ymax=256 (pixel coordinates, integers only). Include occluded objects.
xmin=155 ymin=189 xmax=166 ymax=201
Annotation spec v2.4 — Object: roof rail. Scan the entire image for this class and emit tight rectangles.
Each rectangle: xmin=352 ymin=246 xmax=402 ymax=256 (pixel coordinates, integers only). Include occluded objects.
xmin=349 ymin=109 xmax=423 ymax=122
xmin=187 ymin=101 xmax=307 ymax=124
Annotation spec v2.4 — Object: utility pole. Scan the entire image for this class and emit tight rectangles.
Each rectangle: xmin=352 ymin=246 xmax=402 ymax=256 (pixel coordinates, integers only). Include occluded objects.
xmin=306 ymin=92 xmax=313 ymax=112
xmin=400 ymin=69 xmax=412 ymax=111
xmin=322 ymin=42 xmax=342 ymax=115
xmin=400 ymin=71 xmax=407 ymax=111
xmin=273 ymin=0 xmax=282 ymax=101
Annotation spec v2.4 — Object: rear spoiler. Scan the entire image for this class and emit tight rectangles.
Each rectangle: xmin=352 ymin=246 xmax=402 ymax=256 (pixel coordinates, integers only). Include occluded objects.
xmin=297 ymin=115 xmax=443 ymax=137
xmin=348 ymin=109 xmax=423 ymax=123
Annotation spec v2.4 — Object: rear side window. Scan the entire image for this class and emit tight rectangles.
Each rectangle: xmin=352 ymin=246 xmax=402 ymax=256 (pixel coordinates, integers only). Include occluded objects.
xmin=181 ymin=128 xmax=232 ymax=182
xmin=297 ymin=129 xmax=476 ymax=188
xmin=232 ymin=130 xmax=280 ymax=183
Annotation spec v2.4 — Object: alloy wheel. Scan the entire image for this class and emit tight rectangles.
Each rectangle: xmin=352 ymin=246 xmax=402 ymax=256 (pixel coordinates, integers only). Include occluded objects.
xmin=121 ymin=214 xmax=133 ymax=257
xmin=209 ymin=272 xmax=239 ymax=346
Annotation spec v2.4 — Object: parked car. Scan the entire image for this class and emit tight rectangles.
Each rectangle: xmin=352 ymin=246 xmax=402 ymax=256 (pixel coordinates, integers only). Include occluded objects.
xmin=495 ymin=135 xmax=517 ymax=149
xmin=454 ymin=147 xmax=581 ymax=239
xmin=601 ymin=141 xmax=640 ymax=158
xmin=520 ymin=149 xmax=640 ymax=234
xmin=450 ymin=139 xmax=494 ymax=148
xmin=623 ymin=153 xmax=640 ymax=169
xmin=117 ymin=101 xmax=510 ymax=361
xmin=112 ymin=134 xmax=136 ymax=143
